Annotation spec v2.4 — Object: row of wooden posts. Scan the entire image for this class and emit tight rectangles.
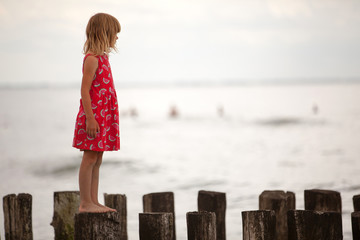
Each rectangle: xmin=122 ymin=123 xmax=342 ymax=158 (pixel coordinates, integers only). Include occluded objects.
xmin=2 ymin=189 xmax=360 ymax=240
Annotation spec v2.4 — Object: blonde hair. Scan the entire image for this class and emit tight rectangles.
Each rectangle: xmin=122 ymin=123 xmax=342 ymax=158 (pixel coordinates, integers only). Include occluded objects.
xmin=83 ymin=13 xmax=121 ymax=56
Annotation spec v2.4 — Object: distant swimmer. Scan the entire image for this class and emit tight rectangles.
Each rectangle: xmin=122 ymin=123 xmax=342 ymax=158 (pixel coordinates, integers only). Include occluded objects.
xmin=312 ymin=103 xmax=319 ymax=115
xmin=169 ymin=105 xmax=179 ymax=118
xmin=217 ymin=105 xmax=224 ymax=117
xmin=130 ymin=107 xmax=138 ymax=118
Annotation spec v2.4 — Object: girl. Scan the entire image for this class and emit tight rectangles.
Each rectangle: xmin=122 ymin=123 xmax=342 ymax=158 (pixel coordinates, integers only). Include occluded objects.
xmin=72 ymin=13 xmax=121 ymax=213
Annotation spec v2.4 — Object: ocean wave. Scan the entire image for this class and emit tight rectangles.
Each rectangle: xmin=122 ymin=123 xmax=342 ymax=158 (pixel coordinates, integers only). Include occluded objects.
xmin=177 ymin=179 xmax=226 ymax=190
xmin=255 ymin=117 xmax=325 ymax=127
xmin=31 ymin=157 xmax=140 ymax=177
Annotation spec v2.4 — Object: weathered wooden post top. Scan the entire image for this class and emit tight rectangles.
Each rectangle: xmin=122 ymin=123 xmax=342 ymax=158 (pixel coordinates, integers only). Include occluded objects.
xmin=143 ymin=192 xmax=176 ymax=240
xmin=198 ymin=190 xmax=226 ymax=240
xmin=242 ymin=210 xmax=276 ymax=240
xmin=305 ymin=189 xmax=342 ymax=213
xmin=3 ymin=193 xmax=33 ymax=240
xmin=104 ymin=193 xmax=128 ymax=240
xmin=51 ymin=191 xmax=80 ymax=240
xmin=288 ymin=210 xmax=343 ymax=240
xmin=187 ymin=211 xmax=216 ymax=240
xmin=353 ymin=194 xmax=360 ymax=212
xmin=351 ymin=211 xmax=360 ymax=240
xmin=259 ymin=190 xmax=295 ymax=240
xmin=74 ymin=212 xmax=121 ymax=240
xmin=139 ymin=212 xmax=174 ymax=240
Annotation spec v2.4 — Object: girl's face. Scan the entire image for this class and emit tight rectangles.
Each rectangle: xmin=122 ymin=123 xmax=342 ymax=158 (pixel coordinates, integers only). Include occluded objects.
xmin=109 ymin=33 xmax=119 ymax=49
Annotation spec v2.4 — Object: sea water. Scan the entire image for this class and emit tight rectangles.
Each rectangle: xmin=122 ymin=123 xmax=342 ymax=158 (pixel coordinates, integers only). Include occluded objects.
xmin=0 ymin=83 xmax=359 ymax=239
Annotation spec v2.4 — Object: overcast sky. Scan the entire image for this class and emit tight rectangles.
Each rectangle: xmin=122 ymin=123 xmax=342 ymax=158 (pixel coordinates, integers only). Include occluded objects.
xmin=0 ymin=0 xmax=360 ymax=86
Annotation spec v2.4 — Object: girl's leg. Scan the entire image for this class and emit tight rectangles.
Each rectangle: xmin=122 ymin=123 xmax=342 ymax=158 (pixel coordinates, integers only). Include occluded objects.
xmin=78 ymin=150 xmax=106 ymax=213
xmin=91 ymin=151 xmax=116 ymax=212
xmin=90 ymin=151 xmax=102 ymax=206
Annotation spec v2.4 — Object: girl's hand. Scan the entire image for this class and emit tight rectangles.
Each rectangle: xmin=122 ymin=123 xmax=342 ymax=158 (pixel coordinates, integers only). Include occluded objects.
xmin=86 ymin=117 xmax=100 ymax=138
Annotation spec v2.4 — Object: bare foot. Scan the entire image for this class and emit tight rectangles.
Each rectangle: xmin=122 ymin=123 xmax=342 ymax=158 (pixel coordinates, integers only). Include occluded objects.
xmin=79 ymin=202 xmax=108 ymax=213
xmin=95 ymin=203 xmax=117 ymax=212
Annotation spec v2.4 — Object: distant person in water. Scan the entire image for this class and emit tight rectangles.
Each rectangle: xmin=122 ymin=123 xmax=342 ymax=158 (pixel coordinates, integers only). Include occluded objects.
xmin=130 ymin=107 xmax=138 ymax=118
xmin=313 ymin=103 xmax=319 ymax=115
xmin=217 ymin=105 xmax=224 ymax=117
xmin=169 ymin=105 xmax=179 ymax=118
xmin=72 ymin=13 xmax=121 ymax=213
xmin=120 ymin=107 xmax=138 ymax=118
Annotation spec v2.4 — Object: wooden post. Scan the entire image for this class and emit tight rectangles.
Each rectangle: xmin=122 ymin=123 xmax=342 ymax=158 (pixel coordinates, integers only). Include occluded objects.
xmin=352 ymin=212 xmax=360 ymax=240
xmin=104 ymin=193 xmax=127 ymax=240
xmin=353 ymin=195 xmax=360 ymax=212
xmin=3 ymin=193 xmax=33 ymax=240
xmin=288 ymin=210 xmax=342 ymax=240
xmin=139 ymin=212 xmax=174 ymax=240
xmin=74 ymin=212 xmax=121 ymax=240
xmin=259 ymin=190 xmax=295 ymax=240
xmin=187 ymin=211 xmax=216 ymax=240
xmin=50 ymin=191 xmax=79 ymax=240
xmin=143 ymin=192 xmax=175 ymax=239
xmin=286 ymin=191 xmax=296 ymax=209
xmin=304 ymin=189 xmax=341 ymax=213
xmin=241 ymin=210 xmax=276 ymax=240
xmin=198 ymin=190 xmax=226 ymax=240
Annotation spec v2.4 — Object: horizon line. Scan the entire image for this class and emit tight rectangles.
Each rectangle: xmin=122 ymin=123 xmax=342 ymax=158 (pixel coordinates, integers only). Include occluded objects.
xmin=1 ymin=77 xmax=360 ymax=89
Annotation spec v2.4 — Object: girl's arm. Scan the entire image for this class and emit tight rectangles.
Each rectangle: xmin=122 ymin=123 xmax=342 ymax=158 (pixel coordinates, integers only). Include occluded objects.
xmin=81 ymin=55 xmax=99 ymax=138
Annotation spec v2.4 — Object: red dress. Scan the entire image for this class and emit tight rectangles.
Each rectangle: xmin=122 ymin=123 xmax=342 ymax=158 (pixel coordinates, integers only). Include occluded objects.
xmin=72 ymin=54 xmax=120 ymax=151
